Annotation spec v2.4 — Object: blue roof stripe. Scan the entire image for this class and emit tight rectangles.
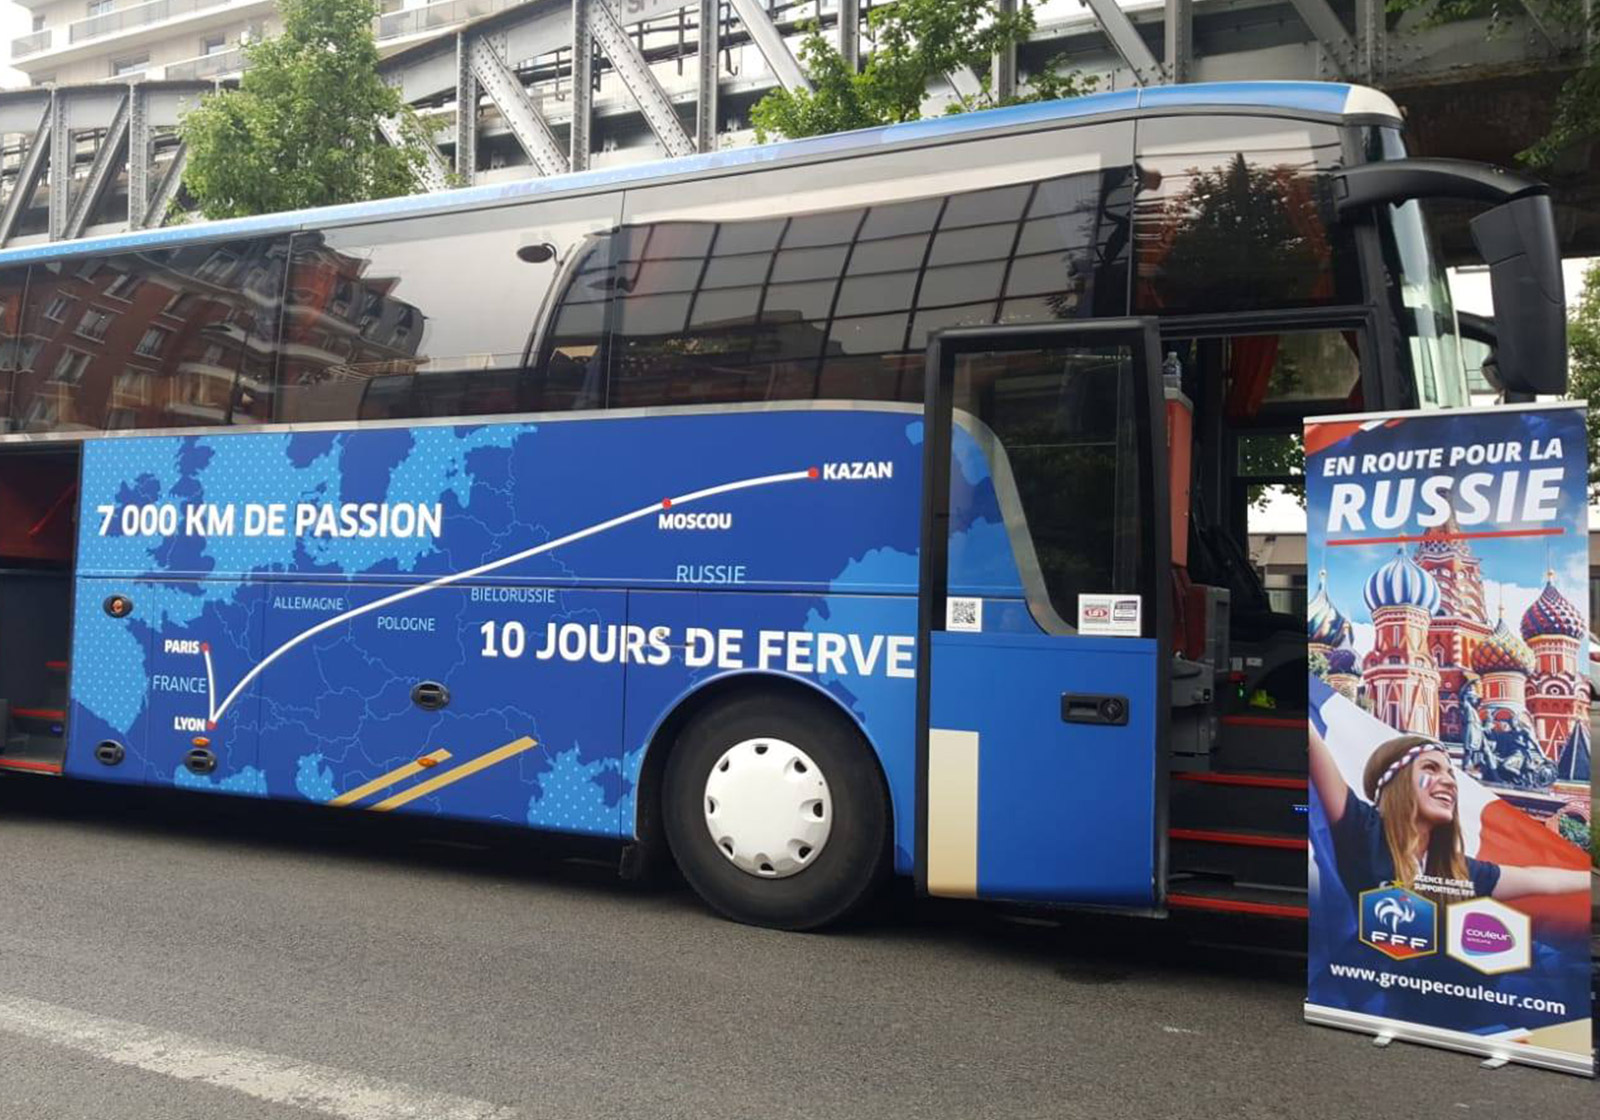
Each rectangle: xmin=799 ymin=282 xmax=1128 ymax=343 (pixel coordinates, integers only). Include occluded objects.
xmin=0 ymin=80 xmax=1370 ymax=268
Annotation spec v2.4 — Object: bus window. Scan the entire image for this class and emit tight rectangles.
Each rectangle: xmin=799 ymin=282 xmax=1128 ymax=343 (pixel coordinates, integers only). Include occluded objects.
xmin=277 ymin=195 xmax=622 ymax=423
xmin=6 ymin=240 xmax=285 ymax=433
xmin=0 ymin=267 xmax=25 ymax=426
xmin=1132 ymin=117 xmax=1361 ymax=315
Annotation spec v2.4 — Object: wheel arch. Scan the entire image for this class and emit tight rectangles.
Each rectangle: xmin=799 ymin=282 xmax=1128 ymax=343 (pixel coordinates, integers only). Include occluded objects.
xmin=627 ymin=669 xmax=894 ymax=876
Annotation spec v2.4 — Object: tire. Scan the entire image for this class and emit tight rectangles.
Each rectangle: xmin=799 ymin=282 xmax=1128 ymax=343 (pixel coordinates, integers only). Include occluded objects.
xmin=663 ymin=690 xmax=891 ymax=930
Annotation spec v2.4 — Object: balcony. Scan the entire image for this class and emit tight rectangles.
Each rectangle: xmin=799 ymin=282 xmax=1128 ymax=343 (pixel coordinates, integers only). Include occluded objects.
xmin=163 ymin=45 xmax=245 ymax=80
xmin=71 ymin=0 xmax=235 ymax=45
xmin=377 ymin=0 xmax=527 ymax=41
xmin=11 ymin=29 xmax=52 ymax=59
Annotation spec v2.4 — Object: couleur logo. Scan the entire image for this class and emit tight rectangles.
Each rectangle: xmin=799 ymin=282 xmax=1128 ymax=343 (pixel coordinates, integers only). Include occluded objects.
xmin=1446 ymin=899 xmax=1530 ymax=974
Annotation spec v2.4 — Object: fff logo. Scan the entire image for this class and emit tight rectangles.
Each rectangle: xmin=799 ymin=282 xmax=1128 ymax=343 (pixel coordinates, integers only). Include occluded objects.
xmin=1359 ymin=886 xmax=1437 ymax=961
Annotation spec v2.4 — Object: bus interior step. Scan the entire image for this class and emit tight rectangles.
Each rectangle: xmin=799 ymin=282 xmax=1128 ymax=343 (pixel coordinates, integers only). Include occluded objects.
xmin=1168 ymin=828 xmax=1309 ymax=891
xmin=0 ymin=734 xmax=66 ymax=775
xmin=1214 ymin=711 xmax=1309 ymax=773
xmin=1166 ymin=878 xmax=1308 ymax=920
xmin=1169 ymin=770 xmax=1309 ymax=836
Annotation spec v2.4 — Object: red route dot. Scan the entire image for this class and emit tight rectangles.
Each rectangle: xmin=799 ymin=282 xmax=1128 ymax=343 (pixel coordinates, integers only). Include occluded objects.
xmin=200 ymin=642 xmax=210 ymax=653
xmin=206 ymin=720 xmax=217 ymax=731
xmin=662 ymin=498 xmax=672 ymax=508
xmin=807 ymin=467 xmax=819 ymax=479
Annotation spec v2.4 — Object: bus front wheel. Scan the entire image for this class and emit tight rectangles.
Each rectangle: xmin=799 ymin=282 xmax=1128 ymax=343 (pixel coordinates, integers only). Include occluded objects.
xmin=663 ymin=691 xmax=890 ymax=930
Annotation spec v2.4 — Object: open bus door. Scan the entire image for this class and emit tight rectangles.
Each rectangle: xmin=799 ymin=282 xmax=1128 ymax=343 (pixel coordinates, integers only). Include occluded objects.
xmin=916 ymin=321 xmax=1171 ymax=911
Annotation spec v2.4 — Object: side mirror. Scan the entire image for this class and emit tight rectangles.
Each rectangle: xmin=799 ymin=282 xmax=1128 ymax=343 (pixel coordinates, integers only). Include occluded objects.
xmin=1469 ymin=194 xmax=1567 ymax=396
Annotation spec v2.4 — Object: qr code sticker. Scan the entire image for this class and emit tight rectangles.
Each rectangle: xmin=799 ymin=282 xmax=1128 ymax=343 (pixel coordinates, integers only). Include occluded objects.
xmin=946 ymin=596 xmax=982 ymax=632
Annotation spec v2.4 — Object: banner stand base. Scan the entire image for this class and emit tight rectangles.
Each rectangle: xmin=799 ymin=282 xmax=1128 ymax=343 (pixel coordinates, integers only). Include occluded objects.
xmin=1305 ymin=1003 xmax=1595 ymax=1078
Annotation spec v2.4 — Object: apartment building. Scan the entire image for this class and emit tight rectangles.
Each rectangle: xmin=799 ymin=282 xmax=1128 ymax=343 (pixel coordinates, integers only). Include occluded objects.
xmin=7 ymin=0 xmax=521 ymax=87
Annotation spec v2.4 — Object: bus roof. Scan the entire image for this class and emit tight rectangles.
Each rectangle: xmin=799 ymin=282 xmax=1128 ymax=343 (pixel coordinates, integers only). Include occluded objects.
xmin=0 ymin=80 xmax=1396 ymax=268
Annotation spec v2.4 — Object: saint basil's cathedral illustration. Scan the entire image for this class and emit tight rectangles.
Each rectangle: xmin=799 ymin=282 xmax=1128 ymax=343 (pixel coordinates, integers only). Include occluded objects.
xmin=1309 ymin=526 xmax=1592 ymax=836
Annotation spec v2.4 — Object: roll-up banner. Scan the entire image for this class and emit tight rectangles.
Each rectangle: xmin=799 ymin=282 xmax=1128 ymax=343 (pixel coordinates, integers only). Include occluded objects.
xmin=1304 ymin=403 xmax=1595 ymax=1077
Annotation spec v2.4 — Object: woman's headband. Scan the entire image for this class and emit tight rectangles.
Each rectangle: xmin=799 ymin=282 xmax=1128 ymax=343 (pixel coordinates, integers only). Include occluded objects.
xmin=1372 ymin=742 xmax=1439 ymax=803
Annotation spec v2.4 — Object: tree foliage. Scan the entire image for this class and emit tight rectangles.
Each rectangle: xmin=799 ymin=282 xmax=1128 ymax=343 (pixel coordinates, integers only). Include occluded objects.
xmin=179 ymin=0 xmax=433 ymax=219
xmin=1565 ymin=261 xmax=1600 ymax=497
xmin=1385 ymin=0 xmax=1599 ymax=168
xmin=750 ymin=0 xmax=1095 ymax=142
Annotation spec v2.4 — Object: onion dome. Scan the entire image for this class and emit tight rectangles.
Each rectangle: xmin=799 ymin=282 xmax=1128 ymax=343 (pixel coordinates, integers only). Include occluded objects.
xmin=1520 ymin=573 xmax=1585 ymax=641
xmin=1307 ymin=570 xmax=1352 ymax=646
xmin=1363 ymin=548 xmax=1441 ymax=616
xmin=1326 ymin=648 xmax=1359 ymax=676
xmin=1472 ymin=612 xmax=1535 ymax=676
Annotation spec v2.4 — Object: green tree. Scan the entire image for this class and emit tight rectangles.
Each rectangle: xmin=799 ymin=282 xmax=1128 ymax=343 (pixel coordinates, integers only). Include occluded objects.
xmin=1565 ymin=261 xmax=1600 ymax=496
xmin=179 ymin=0 xmax=433 ymax=219
xmin=750 ymin=0 xmax=1094 ymax=142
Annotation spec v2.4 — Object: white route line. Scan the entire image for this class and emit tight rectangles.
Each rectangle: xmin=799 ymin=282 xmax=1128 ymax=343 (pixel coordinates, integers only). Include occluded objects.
xmin=205 ymin=468 xmax=815 ymax=723
xmin=202 ymin=644 xmax=216 ymax=720
xmin=0 ymin=992 xmax=518 ymax=1120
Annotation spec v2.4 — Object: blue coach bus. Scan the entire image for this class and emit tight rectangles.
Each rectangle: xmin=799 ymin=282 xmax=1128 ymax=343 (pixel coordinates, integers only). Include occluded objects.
xmin=0 ymin=82 xmax=1568 ymax=928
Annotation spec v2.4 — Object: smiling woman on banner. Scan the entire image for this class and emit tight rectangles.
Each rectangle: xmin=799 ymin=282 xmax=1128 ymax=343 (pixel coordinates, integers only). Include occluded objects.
xmin=1308 ymin=731 xmax=1590 ymax=906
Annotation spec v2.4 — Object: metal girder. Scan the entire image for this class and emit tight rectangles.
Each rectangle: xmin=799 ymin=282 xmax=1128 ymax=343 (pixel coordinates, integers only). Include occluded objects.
xmin=0 ymin=103 xmax=50 ymax=246
xmin=1357 ymin=0 xmax=1385 ymax=82
xmin=379 ymin=115 xmax=451 ymax=192
xmin=1081 ymin=0 xmax=1167 ymax=85
xmin=696 ymin=0 xmax=719 ymax=153
xmin=992 ymin=0 xmax=1017 ymax=100
xmin=127 ymin=86 xmax=150 ymax=229
xmin=1164 ymin=0 xmax=1193 ymax=83
xmin=726 ymin=0 xmax=810 ymax=92
xmin=1286 ymin=0 xmax=1359 ymax=79
xmin=47 ymin=94 xmax=69 ymax=242
xmin=570 ymin=0 xmax=592 ymax=172
xmin=839 ymin=0 xmax=860 ymax=71
xmin=467 ymin=35 xmax=568 ymax=176
xmin=141 ymin=144 xmax=187 ymax=230
xmin=61 ymin=91 xmax=131 ymax=241
xmin=587 ymin=0 xmax=695 ymax=159
xmin=455 ymin=32 xmax=478 ymax=186
xmin=947 ymin=67 xmax=982 ymax=102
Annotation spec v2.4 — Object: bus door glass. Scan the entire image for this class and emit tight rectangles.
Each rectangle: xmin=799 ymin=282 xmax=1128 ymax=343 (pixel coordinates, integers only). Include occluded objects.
xmin=918 ymin=321 xmax=1169 ymax=908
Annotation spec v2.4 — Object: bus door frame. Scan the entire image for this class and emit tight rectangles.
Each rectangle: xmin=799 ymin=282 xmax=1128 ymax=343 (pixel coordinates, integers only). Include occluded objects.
xmin=913 ymin=319 xmax=1172 ymax=910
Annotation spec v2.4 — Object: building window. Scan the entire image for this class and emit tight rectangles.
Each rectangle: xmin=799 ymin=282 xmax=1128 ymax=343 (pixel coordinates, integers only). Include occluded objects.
xmin=202 ymin=34 xmax=227 ymax=55
xmin=75 ymin=307 xmax=113 ymax=341
xmin=87 ymin=0 xmax=114 ymax=16
xmin=135 ymin=327 xmax=170 ymax=357
xmin=50 ymin=349 xmax=90 ymax=386
xmin=111 ymin=55 xmax=149 ymax=78
xmin=31 ymin=15 xmax=45 ymax=32
xmin=43 ymin=295 xmax=74 ymax=322
xmin=102 ymin=271 xmax=141 ymax=300
xmin=161 ymin=290 xmax=195 ymax=318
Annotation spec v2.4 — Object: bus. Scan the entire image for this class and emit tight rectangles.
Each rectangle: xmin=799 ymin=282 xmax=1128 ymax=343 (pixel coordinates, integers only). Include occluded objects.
xmin=0 ymin=81 xmax=1569 ymax=929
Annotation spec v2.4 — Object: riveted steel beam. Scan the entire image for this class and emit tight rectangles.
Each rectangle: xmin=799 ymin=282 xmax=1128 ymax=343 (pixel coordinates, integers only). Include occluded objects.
xmin=696 ymin=0 xmax=719 ymax=153
xmin=1081 ymin=0 xmax=1167 ymax=85
xmin=588 ymin=0 xmax=695 ymax=159
xmin=61 ymin=90 xmax=130 ymax=240
xmin=379 ymin=115 xmax=451 ymax=192
xmin=126 ymin=85 xmax=150 ymax=229
xmin=467 ymin=35 xmax=568 ymax=176
xmin=1286 ymin=0 xmax=1359 ymax=79
xmin=141 ymin=143 xmax=187 ymax=230
xmin=1164 ymin=0 xmax=1193 ymax=83
xmin=570 ymin=0 xmax=592 ymax=172
xmin=726 ymin=0 xmax=809 ymax=92
xmin=455 ymin=32 xmax=478 ymax=185
xmin=1357 ymin=0 xmax=1385 ymax=82
xmin=47 ymin=93 xmax=70 ymax=242
xmin=0 ymin=103 xmax=51 ymax=247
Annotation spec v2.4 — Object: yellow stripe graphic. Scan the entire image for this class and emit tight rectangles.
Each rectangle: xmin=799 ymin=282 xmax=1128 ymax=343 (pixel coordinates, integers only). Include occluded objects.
xmin=926 ymin=728 xmax=979 ymax=898
xmin=369 ymin=737 xmax=538 ymax=812
xmin=329 ymin=749 xmax=453 ymax=807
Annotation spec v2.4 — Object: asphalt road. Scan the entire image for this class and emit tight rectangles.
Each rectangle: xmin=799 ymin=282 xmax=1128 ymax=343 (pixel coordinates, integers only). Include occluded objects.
xmin=0 ymin=777 xmax=1593 ymax=1120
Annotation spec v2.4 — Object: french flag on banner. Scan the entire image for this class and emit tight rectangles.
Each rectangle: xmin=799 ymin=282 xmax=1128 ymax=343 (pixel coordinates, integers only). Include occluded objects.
xmin=1310 ymin=677 xmax=1590 ymax=930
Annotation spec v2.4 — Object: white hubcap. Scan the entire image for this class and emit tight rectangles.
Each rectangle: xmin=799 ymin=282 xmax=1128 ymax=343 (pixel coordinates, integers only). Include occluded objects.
xmin=702 ymin=737 xmax=832 ymax=878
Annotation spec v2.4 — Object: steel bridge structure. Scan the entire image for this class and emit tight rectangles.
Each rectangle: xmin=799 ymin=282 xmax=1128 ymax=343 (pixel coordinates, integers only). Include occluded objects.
xmin=1 ymin=0 xmax=1595 ymax=255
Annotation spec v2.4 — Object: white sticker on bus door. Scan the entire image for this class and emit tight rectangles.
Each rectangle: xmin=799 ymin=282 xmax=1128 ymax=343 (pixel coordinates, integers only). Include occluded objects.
xmin=945 ymin=596 xmax=983 ymax=632
xmin=1077 ymin=594 xmax=1141 ymax=637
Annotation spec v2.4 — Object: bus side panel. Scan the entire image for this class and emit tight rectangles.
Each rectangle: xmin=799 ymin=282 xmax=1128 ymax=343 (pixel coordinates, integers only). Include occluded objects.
xmin=622 ymin=589 xmax=920 ymax=873
xmin=252 ymin=583 xmax=627 ymax=833
xmin=65 ymin=577 xmax=151 ymax=786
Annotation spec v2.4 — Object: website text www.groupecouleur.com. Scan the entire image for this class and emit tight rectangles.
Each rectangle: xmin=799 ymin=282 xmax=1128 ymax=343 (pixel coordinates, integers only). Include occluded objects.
xmin=1326 ymin=963 xmax=1568 ymax=1015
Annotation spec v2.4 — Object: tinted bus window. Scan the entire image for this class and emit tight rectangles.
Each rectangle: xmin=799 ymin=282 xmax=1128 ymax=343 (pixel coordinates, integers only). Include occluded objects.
xmin=7 ymin=240 xmax=285 ymax=433
xmin=0 ymin=267 xmax=25 ymax=426
xmin=1132 ymin=117 xmax=1359 ymax=314
xmin=278 ymin=196 xmax=622 ymax=423
xmin=606 ymin=162 xmax=1133 ymax=408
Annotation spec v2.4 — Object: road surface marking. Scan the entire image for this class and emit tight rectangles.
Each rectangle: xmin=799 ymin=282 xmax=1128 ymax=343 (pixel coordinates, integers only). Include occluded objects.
xmin=204 ymin=467 xmax=815 ymax=723
xmin=0 ymin=992 xmax=517 ymax=1120
xmin=328 ymin=749 xmax=454 ymax=807
xmin=370 ymin=737 xmax=538 ymax=812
